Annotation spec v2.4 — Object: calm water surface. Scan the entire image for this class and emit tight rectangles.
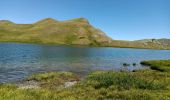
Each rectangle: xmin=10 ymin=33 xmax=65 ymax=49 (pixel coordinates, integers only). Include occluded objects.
xmin=0 ymin=43 xmax=170 ymax=83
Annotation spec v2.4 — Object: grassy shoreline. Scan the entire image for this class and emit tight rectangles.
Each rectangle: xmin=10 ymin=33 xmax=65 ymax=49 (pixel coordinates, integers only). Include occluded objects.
xmin=141 ymin=60 xmax=170 ymax=72
xmin=0 ymin=41 xmax=170 ymax=50
xmin=0 ymin=60 xmax=170 ymax=99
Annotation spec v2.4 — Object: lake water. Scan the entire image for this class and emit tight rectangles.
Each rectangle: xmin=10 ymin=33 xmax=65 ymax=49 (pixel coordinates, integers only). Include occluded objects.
xmin=0 ymin=43 xmax=170 ymax=83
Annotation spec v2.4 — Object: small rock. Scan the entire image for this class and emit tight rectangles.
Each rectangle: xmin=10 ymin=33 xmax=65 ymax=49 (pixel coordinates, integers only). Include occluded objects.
xmin=133 ymin=63 xmax=137 ymax=66
xmin=17 ymin=80 xmax=40 ymax=89
xmin=64 ymin=81 xmax=77 ymax=88
xmin=123 ymin=63 xmax=130 ymax=66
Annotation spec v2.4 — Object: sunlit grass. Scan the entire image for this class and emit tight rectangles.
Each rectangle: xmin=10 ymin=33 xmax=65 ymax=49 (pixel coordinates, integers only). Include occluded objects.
xmin=141 ymin=60 xmax=170 ymax=72
xmin=26 ymin=72 xmax=79 ymax=90
xmin=0 ymin=60 xmax=170 ymax=99
xmin=85 ymin=71 xmax=167 ymax=90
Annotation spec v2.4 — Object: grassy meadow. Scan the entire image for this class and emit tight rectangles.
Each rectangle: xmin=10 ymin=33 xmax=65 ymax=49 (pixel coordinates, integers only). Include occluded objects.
xmin=141 ymin=60 xmax=170 ymax=72
xmin=0 ymin=60 xmax=170 ymax=100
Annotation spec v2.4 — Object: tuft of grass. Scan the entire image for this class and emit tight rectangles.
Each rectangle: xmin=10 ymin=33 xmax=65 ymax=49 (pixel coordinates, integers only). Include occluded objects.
xmin=26 ymin=72 xmax=79 ymax=90
xmin=141 ymin=60 xmax=170 ymax=72
xmin=54 ymin=69 xmax=170 ymax=99
xmin=0 ymin=84 xmax=58 ymax=100
xmin=85 ymin=71 xmax=167 ymax=90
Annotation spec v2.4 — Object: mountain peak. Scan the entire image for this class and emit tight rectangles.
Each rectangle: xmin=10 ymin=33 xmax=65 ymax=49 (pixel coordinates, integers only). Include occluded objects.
xmin=34 ymin=18 xmax=58 ymax=25
xmin=0 ymin=20 xmax=14 ymax=24
xmin=69 ymin=17 xmax=89 ymax=24
xmin=41 ymin=18 xmax=57 ymax=21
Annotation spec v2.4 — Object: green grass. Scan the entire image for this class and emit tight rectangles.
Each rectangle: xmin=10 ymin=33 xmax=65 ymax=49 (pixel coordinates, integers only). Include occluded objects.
xmin=0 ymin=60 xmax=170 ymax=99
xmin=26 ymin=72 xmax=79 ymax=90
xmin=0 ymin=72 xmax=80 ymax=100
xmin=141 ymin=60 xmax=170 ymax=72
xmin=0 ymin=70 xmax=170 ymax=99
xmin=0 ymin=84 xmax=58 ymax=100
xmin=85 ymin=71 xmax=166 ymax=90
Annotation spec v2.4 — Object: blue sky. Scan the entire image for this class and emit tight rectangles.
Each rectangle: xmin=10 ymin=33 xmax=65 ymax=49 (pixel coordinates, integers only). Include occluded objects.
xmin=0 ymin=0 xmax=169 ymax=40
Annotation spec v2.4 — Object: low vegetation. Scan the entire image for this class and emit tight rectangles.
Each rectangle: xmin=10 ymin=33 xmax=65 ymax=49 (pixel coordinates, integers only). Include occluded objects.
xmin=26 ymin=72 xmax=79 ymax=90
xmin=0 ymin=60 xmax=170 ymax=99
xmin=141 ymin=60 xmax=170 ymax=72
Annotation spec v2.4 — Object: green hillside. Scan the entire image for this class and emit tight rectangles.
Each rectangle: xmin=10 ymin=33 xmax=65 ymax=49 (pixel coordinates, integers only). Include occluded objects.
xmin=0 ymin=18 xmax=112 ymax=46
xmin=111 ymin=39 xmax=170 ymax=49
xmin=0 ymin=18 xmax=169 ymax=49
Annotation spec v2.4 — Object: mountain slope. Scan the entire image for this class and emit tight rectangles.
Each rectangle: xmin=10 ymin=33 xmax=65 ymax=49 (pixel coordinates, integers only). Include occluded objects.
xmin=0 ymin=18 xmax=112 ymax=46
xmin=110 ymin=39 xmax=170 ymax=49
xmin=0 ymin=18 xmax=169 ymax=49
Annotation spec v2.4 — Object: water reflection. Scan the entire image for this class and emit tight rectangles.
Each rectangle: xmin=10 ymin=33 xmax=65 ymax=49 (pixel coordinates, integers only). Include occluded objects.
xmin=0 ymin=43 xmax=170 ymax=83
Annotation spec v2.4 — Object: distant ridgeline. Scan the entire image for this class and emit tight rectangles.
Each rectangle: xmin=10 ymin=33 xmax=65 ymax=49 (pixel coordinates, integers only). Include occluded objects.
xmin=0 ymin=18 xmax=169 ymax=49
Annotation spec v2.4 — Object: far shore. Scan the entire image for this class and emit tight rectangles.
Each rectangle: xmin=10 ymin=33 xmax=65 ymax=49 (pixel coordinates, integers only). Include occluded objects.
xmin=0 ymin=41 xmax=169 ymax=50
